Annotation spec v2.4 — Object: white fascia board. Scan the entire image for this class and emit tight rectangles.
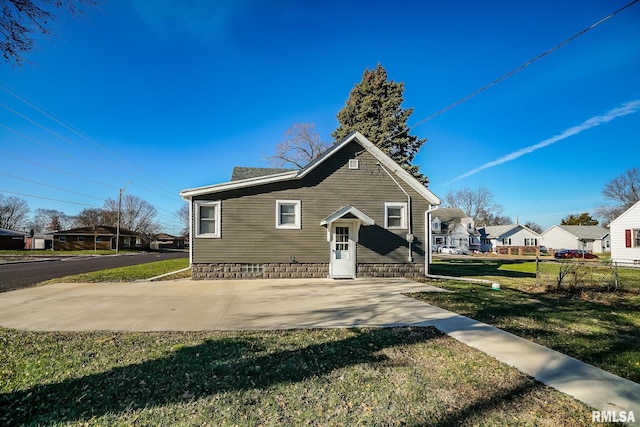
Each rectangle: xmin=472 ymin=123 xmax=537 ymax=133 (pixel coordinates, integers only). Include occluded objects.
xmin=320 ymin=204 xmax=375 ymax=226
xmin=299 ymin=131 xmax=441 ymax=206
xmin=179 ymin=131 xmax=441 ymax=206
xmin=180 ymin=170 xmax=299 ymax=199
xmin=609 ymin=199 xmax=640 ymax=226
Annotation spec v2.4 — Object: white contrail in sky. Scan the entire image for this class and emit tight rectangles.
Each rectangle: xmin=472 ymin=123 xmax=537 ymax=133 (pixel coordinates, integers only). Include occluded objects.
xmin=445 ymin=99 xmax=640 ymax=185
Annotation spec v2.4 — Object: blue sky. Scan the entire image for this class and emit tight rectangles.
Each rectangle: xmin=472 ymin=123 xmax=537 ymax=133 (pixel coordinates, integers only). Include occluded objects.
xmin=1 ymin=0 xmax=638 ymax=234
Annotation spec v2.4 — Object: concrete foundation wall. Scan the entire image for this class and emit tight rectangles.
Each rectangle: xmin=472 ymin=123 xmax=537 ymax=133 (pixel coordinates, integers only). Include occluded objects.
xmin=191 ymin=263 xmax=425 ymax=280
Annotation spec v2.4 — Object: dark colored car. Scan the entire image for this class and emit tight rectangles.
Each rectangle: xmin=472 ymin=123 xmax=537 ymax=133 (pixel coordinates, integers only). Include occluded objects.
xmin=554 ymin=249 xmax=598 ymax=259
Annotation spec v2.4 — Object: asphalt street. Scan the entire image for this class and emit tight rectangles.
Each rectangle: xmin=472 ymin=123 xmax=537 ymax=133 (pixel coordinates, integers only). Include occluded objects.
xmin=0 ymin=251 xmax=188 ymax=292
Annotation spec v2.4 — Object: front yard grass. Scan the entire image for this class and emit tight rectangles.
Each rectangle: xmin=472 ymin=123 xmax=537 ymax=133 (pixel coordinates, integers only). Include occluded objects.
xmin=414 ymin=258 xmax=640 ymax=383
xmin=0 ymin=327 xmax=597 ymax=426
xmin=40 ymin=258 xmax=191 ymax=284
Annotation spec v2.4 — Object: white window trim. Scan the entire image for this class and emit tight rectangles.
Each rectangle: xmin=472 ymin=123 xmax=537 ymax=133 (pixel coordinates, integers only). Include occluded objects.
xmin=276 ymin=200 xmax=301 ymax=229
xmin=195 ymin=200 xmax=221 ymax=238
xmin=384 ymin=202 xmax=408 ymax=229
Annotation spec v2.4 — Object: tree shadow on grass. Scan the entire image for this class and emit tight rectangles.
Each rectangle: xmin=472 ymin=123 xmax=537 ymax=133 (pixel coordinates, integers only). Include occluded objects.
xmin=431 ymin=259 xmax=536 ymax=279
xmin=410 ymin=283 xmax=640 ymax=383
xmin=1 ymin=327 xmax=440 ymax=425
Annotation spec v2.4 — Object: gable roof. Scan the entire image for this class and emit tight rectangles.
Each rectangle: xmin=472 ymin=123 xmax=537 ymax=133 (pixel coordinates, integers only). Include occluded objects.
xmin=231 ymin=167 xmax=295 ymax=181
xmin=320 ymin=204 xmax=375 ymax=226
xmin=432 ymin=208 xmax=468 ymax=223
xmin=543 ymin=225 xmax=609 ymax=240
xmin=53 ymin=226 xmax=140 ymax=236
xmin=609 ymin=200 xmax=640 ymax=227
xmin=180 ymin=132 xmax=441 ymax=205
xmin=480 ymin=224 xmax=540 ymax=238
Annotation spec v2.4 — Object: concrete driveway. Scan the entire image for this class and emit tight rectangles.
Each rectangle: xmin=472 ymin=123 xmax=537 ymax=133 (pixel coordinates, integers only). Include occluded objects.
xmin=1 ymin=277 xmax=639 ymax=415
xmin=0 ymin=278 xmax=448 ymax=331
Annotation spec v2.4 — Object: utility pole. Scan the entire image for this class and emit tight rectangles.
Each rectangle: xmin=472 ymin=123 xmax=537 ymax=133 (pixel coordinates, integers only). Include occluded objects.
xmin=115 ymin=181 xmax=131 ymax=255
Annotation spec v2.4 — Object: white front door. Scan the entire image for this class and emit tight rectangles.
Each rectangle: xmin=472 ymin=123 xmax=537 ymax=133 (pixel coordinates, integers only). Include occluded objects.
xmin=330 ymin=224 xmax=356 ymax=278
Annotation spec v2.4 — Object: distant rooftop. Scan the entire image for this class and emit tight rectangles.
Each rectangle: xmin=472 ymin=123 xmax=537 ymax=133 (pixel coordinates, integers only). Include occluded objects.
xmin=231 ymin=166 xmax=296 ymax=181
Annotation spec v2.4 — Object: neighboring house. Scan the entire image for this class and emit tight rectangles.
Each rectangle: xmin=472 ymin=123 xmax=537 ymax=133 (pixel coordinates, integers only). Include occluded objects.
xmin=609 ymin=200 xmax=640 ymax=265
xmin=52 ymin=226 xmax=142 ymax=251
xmin=180 ymin=132 xmax=441 ymax=279
xmin=25 ymin=233 xmax=54 ymax=250
xmin=430 ymin=207 xmax=480 ymax=253
xmin=478 ymin=224 xmax=541 ymax=253
xmin=0 ymin=228 xmax=26 ymax=250
xmin=150 ymin=233 xmax=186 ymax=250
xmin=541 ymin=225 xmax=610 ymax=254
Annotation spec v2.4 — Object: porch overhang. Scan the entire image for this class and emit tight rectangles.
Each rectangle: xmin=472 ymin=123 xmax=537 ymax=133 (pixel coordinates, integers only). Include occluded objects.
xmin=320 ymin=204 xmax=375 ymax=227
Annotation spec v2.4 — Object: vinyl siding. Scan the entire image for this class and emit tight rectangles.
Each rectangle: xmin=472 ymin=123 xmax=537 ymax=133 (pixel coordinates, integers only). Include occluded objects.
xmin=192 ymin=141 xmax=431 ymax=265
xmin=610 ymin=202 xmax=640 ymax=264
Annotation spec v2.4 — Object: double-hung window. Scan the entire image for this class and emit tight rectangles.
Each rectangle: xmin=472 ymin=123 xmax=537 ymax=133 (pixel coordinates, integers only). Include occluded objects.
xmin=628 ymin=229 xmax=640 ymax=247
xmin=384 ymin=202 xmax=407 ymax=229
xmin=276 ymin=200 xmax=301 ymax=229
xmin=195 ymin=201 xmax=221 ymax=238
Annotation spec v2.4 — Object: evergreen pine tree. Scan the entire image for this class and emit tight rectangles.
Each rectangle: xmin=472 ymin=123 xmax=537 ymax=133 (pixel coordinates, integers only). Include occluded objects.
xmin=332 ymin=64 xmax=428 ymax=184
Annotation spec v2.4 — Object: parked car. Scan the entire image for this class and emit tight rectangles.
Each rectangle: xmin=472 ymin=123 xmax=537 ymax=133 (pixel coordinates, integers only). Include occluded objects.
xmin=439 ymin=245 xmax=462 ymax=255
xmin=554 ymin=249 xmax=598 ymax=259
xmin=540 ymin=246 xmax=548 ymax=254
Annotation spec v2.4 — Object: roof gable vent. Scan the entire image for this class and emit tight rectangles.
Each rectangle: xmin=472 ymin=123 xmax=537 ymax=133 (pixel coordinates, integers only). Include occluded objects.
xmin=348 ymin=159 xmax=359 ymax=170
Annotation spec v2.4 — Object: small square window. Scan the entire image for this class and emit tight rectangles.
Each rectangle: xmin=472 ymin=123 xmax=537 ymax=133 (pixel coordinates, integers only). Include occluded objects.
xmin=78 ymin=236 xmax=85 ymax=242
xmin=276 ymin=200 xmax=301 ymax=229
xmin=384 ymin=202 xmax=407 ymax=229
xmin=195 ymin=201 xmax=221 ymax=238
xmin=59 ymin=236 xmax=66 ymax=242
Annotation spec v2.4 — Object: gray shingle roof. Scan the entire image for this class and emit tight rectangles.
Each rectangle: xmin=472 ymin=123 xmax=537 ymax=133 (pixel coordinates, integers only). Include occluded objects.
xmin=0 ymin=228 xmax=26 ymax=237
xmin=556 ymin=225 xmax=609 ymax=239
xmin=231 ymin=167 xmax=296 ymax=181
xmin=432 ymin=208 xmax=467 ymax=223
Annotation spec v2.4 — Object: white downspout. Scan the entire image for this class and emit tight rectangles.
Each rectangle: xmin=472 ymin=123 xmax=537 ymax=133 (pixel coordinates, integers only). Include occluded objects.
xmin=188 ymin=198 xmax=193 ymax=266
xmin=377 ymin=162 xmax=413 ymax=262
xmin=425 ymin=205 xmax=440 ymax=276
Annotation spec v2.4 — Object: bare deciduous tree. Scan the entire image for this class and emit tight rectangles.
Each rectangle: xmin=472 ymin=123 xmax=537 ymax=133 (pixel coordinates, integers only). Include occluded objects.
xmin=175 ymin=203 xmax=189 ymax=237
xmin=524 ymin=221 xmax=543 ymax=234
xmin=268 ymin=123 xmax=330 ymax=169
xmin=596 ymin=168 xmax=640 ymax=224
xmin=443 ymin=187 xmax=510 ymax=226
xmin=104 ymin=194 xmax=159 ymax=238
xmin=28 ymin=208 xmax=76 ymax=232
xmin=0 ymin=194 xmax=29 ymax=230
xmin=75 ymin=207 xmax=111 ymax=228
xmin=0 ymin=0 xmax=94 ymax=66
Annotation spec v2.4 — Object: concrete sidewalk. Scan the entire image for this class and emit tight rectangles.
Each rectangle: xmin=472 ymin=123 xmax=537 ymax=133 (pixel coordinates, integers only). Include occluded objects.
xmin=0 ymin=277 xmax=638 ymax=419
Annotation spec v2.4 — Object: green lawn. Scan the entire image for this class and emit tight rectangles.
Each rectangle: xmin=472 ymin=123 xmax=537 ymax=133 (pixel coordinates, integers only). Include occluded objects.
xmin=415 ymin=258 xmax=640 ymax=383
xmin=40 ymin=258 xmax=191 ymax=284
xmin=0 ymin=327 xmax=596 ymax=426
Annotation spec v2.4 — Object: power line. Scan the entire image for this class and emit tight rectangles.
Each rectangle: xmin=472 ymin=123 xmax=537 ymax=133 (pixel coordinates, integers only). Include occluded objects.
xmin=0 ymin=84 xmax=183 ymax=195
xmin=0 ymin=189 xmax=101 ymax=207
xmin=0 ymin=148 xmax=121 ymax=190
xmin=0 ymin=117 xmax=180 ymax=202
xmin=403 ymin=0 xmax=640 ymax=135
xmin=0 ymin=172 xmax=106 ymax=201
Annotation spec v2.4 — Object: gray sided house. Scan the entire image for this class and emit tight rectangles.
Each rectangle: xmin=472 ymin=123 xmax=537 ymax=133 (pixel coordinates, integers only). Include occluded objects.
xmin=430 ymin=207 xmax=480 ymax=253
xmin=180 ymin=132 xmax=441 ymax=279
